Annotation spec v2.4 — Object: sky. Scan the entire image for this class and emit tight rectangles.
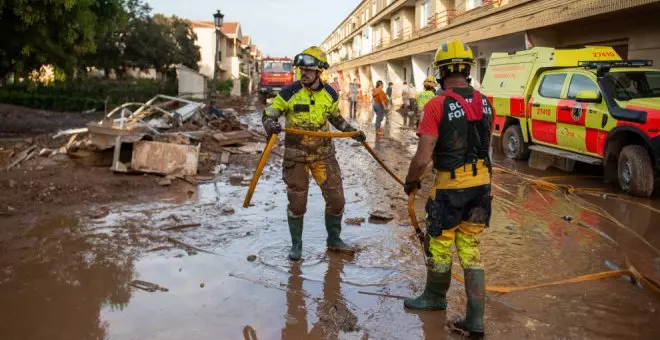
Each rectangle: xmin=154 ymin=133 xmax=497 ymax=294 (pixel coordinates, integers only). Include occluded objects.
xmin=146 ymin=0 xmax=358 ymax=57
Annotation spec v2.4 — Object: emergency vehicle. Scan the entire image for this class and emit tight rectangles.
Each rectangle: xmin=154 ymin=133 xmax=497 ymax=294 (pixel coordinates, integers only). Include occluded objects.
xmin=482 ymin=46 xmax=660 ymax=196
xmin=259 ymin=57 xmax=294 ymax=104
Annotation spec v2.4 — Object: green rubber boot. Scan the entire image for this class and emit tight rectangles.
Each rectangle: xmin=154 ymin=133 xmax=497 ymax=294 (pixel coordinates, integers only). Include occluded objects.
xmin=448 ymin=269 xmax=485 ymax=339
xmin=325 ymin=214 xmax=355 ymax=253
xmin=287 ymin=216 xmax=304 ymax=261
xmin=404 ymin=268 xmax=452 ymax=310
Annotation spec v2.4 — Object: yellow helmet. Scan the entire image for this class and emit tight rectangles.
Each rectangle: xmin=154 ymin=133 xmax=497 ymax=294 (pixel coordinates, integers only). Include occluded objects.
xmin=423 ymin=75 xmax=437 ymax=88
xmin=293 ymin=46 xmax=329 ymax=71
xmin=433 ymin=39 xmax=474 ymax=87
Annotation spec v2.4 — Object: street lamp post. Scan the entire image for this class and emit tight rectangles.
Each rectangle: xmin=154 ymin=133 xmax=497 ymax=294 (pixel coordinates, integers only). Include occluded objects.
xmin=210 ymin=10 xmax=224 ymax=107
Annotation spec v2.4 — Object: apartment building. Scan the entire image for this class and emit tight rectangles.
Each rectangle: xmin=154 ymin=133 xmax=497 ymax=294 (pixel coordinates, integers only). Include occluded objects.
xmin=192 ymin=21 xmax=260 ymax=84
xmin=321 ymin=0 xmax=660 ymax=99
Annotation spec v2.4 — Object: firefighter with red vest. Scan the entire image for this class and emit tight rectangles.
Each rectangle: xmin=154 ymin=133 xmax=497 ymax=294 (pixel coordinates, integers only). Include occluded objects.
xmin=403 ymin=39 xmax=493 ymax=339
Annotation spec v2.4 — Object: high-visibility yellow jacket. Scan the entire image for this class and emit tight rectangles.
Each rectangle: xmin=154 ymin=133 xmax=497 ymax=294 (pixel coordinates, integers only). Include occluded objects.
xmin=264 ymin=80 xmax=355 ymax=162
xmin=417 ymin=89 xmax=436 ymax=111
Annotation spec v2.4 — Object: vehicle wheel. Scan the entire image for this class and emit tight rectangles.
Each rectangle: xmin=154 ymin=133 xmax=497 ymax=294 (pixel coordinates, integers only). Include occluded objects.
xmin=618 ymin=145 xmax=654 ymax=197
xmin=501 ymin=125 xmax=529 ymax=160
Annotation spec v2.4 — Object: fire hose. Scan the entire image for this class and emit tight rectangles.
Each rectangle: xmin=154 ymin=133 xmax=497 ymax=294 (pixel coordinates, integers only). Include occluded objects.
xmin=243 ymin=128 xmax=402 ymax=208
xmin=242 ymin=128 xmax=660 ymax=295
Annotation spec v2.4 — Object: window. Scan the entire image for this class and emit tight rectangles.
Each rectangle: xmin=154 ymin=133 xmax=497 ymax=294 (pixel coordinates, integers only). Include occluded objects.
xmin=387 ymin=0 xmax=393 ymax=5
xmin=361 ymin=11 xmax=366 ymax=24
xmin=538 ymin=73 xmax=567 ymax=98
xmin=606 ymin=71 xmax=660 ymax=100
xmin=420 ymin=0 xmax=431 ymax=28
xmin=567 ymin=74 xmax=599 ymax=99
xmin=392 ymin=17 xmax=401 ymax=39
xmin=374 ymin=28 xmax=381 ymax=47
xmin=263 ymin=61 xmax=292 ymax=73
xmin=372 ymin=0 xmax=378 ymax=16
xmin=466 ymin=0 xmax=483 ymax=10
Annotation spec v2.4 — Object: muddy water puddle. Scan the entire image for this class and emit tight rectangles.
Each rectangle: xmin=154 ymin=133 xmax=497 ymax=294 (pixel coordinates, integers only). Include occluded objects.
xmin=1 ymin=110 xmax=660 ymax=339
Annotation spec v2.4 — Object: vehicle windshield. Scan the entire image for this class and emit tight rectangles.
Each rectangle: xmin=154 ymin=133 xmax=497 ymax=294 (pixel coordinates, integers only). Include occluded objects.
xmin=605 ymin=71 xmax=660 ymax=101
xmin=263 ymin=61 xmax=292 ymax=73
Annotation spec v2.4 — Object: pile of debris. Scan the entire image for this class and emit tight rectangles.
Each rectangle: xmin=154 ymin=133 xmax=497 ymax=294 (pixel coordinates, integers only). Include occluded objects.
xmin=3 ymin=94 xmax=267 ymax=181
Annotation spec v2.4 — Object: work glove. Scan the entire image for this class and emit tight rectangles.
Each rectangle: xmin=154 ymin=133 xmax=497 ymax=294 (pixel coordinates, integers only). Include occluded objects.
xmin=263 ymin=118 xmax=282 ymax=136
xmin=352 ymin=131 xmax=366 ymax=142
xmin=404 ymin=180 xmax=421 ymax=196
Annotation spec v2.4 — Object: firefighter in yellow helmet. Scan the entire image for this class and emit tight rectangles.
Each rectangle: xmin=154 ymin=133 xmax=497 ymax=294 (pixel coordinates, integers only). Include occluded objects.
xmin=262 ymin=46 xmax=366 ymax=261
xmin=414 ymin=76 xmax=438 ymax=128
xmin=403 ymin=39 xmax=493 ymax=339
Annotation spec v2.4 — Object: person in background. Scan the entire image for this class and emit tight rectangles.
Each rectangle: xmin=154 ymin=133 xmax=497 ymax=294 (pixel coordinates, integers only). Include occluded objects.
xmin=416 ymin=76 xmax=438 ymax=128
xmin=330 ymin=77 xmax=340 ymax=93
xmin=372 ymin=80 xmax=388 ymax=137
xmin=401 ymin=81 xmax=410 ymax=111
xmin=386 ymin=82 xmax=394 ymax=107
xmin=349 ymin=79 xmax=360 ymax=119
xmin=408 ymin=82 xmax=418 ymax=115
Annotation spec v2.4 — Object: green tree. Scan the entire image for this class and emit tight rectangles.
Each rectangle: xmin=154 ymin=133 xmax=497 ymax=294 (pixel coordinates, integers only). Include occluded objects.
xmin=171 ymin=16 xmax=201 ymax=71
xmin=0 ymin=0 xmax=125 ymax=79
xmin=123 ymin=14 xmax=200 ymax=77
xmin=84 ymin=0 xmax=152 ymax=78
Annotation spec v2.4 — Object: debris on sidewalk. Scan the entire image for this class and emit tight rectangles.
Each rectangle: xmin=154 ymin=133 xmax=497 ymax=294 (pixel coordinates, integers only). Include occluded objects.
xmin=129 ymin=280 xmax=169 ymax=292
xmin=369 ymin=210 xmax=395 ymax=221
xmin=345 ymin=217 xmax=366 ymax=225
xmin=5 ymin=145 xmax=37 ymax=170
xmin=160 ymin=223 xmax=202 ymax=232
xmin=131 ymin=141 xmax=200 ymax=177
xmin=212 ymin=130 xmax=254 ymax=146
xmin=0 ymin=93 xmax=268 ymax=213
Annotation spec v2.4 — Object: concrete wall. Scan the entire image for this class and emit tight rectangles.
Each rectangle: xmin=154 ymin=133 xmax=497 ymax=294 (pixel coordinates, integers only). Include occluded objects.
xmin=387 ymin=60 xmax=405 ymax=104
xmin=411 ymin=53 xmax=434 ymax=91
xmin=125 ymin=67 xmax=159 ymax=79
xmin=391 ymin=7 xmax=414 ymax=38
xmin=402 ymin=58 xmax=414 ymax=84
xmin=194 ymin=27 xmax=215 ymax=79
xmin=358 ymin=65 xmax=372 ymax=94
xmin=374 ymin=20 xmax=391 ymax=48
xmin=361 ymin=26 xmax=373 ymax=55
xmin=177 ymin=64 xmax=207 ymax=99
xmin=370 ymin=62 xmax=388 ymax=87
xmin=526 ymin=6 xmax=660 ymax=66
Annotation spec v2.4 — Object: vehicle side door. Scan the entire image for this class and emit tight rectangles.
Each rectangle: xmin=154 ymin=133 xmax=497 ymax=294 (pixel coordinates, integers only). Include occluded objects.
xmin=529 ymin=72 xmax=567 ymax=147
xmin=565 ymin=72 xmax=610 ymax=157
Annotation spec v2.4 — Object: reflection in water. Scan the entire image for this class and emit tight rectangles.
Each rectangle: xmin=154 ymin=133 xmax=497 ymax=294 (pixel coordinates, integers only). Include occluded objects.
xmin=281 ymin=253 xmax=359 ymax=340
xmin=417 ymin=310 xmax=449 ymax=340
xmin=0 ymin=215 xmax=135 ymax=340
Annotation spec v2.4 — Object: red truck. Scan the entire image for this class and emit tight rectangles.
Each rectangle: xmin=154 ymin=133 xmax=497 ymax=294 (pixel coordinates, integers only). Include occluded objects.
xmin=259 ymin=57 xmax=294 ymax=104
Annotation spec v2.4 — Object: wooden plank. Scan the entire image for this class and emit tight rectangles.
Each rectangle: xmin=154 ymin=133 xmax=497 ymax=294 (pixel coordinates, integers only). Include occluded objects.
xmin=220 ymin=151 xmax=231 ymax=164
xmin=212 ymin=130 xmax=254 ymax=146
xmin=5 ymin=146 xmax=37 ymax=171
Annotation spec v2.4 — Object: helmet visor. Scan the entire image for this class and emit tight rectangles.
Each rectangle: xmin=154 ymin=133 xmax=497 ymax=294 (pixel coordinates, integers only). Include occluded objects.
xmin=293 ymin=54 xmax=322 ymax=69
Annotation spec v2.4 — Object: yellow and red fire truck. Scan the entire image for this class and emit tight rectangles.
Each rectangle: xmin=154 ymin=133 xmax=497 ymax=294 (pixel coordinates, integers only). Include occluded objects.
xmin=482 ymin=46 xmax=660 ymax=196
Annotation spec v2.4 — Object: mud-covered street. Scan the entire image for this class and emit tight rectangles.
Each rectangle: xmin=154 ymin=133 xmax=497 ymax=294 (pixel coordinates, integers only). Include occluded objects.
xmin=1 ymin=100 xmax=660 ymax=340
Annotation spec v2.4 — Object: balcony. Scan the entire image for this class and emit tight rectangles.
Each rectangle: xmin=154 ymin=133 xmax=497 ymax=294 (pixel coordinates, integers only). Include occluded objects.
xmin=331 ymin=0 xmax=506 ymax=64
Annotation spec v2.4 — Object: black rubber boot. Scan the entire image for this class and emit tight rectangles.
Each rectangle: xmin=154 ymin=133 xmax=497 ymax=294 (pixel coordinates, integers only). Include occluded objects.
xmin=325 ymin=214 xmax=355 ymax=253
xmin=404 ymin=268 xmax=452 ymax=310
xmin=288 ymin=216 xmax=304 ymax=261
xmin=448 ymin=268 xmax=485 ymax=339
